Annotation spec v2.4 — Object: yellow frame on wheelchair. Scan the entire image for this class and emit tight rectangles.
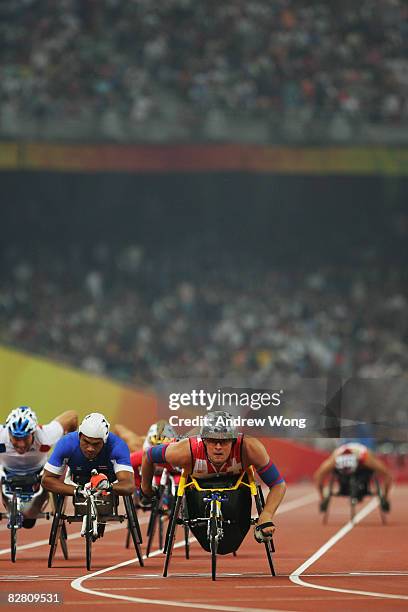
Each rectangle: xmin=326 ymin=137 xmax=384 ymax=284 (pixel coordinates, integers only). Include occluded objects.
xmin=177 ymin=466 xmax=258 ymax=497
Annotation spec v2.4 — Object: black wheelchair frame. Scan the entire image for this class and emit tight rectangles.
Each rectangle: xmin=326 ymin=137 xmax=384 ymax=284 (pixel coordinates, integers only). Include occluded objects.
xmin=163 ymin=467 xmax=275 ymax=581
xmin=48 ymin=489 xmax=144 ymax=570
xmin=0 ymin=474 xmax=52 ymax=563
xmin=321 ymin=467 xmax=388 ymax=524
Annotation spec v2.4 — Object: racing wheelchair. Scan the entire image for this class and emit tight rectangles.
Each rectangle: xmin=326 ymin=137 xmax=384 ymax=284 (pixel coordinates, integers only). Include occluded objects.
xmin=0 ymin=472 xmax=56 ymax=563
xmin=320 ymin=466 xmax=389 ymax=524
xmin=48 ymin=483 xmax=144 ymax=570
xmin=163 ymin=466 xmax=276 ymax=580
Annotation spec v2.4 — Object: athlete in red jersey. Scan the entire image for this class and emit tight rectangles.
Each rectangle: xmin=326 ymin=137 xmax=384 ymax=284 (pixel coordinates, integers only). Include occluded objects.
xmin=142 ymin=411 xmax=286 ymax=542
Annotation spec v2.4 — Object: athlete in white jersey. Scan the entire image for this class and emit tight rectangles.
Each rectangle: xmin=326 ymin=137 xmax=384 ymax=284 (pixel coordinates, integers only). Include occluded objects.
xmin=0 ymin=406 xmax=77 ymax=527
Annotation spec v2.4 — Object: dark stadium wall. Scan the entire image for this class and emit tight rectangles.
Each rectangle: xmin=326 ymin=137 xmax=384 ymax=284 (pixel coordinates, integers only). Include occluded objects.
xmin=1 ymin=171 xmax=407 ymax=268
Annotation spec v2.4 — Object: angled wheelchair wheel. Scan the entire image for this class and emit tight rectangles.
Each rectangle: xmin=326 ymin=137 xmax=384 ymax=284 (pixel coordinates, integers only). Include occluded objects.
xmin=146 ymin=496 xmax=160 ymax=557
xmin=85 ymin=498 xmax=93 ymax=571
xmin=254 ymin=485 xmax=275 ymax=576
xmin=374 ymin=477 xmax=387 ymax=525
xmin=163 ymin=496 xmax=182 ymax=577
xmin=60 ymin=522 xmax=69 ymax=560
xmin=183 ymin=498 xmax=190 ymax=560
xmin=123 ymin=495 xmax=144 ymax=567
xmin=10 ymin=492 xmax=18 ymax=563
xmin=210 ymin=516 xmax=218 ymax=581
xmin=48 ymin=494 xmax=65 ymax=568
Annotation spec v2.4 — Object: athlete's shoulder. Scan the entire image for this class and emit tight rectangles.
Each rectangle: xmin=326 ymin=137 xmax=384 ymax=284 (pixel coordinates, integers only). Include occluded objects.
xmin=107 ymin=432 xmax=129 ymax=453
xmin=55 ymin=431 xmax=79 ymax=453
xmin=0 ymin=426 xmax=7 ymax=444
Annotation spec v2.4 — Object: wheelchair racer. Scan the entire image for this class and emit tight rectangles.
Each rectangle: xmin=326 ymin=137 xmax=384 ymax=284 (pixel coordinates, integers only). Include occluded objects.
xmin=0 ymin=406 xmax=78 ymax=528
xmin=141 ymin=411 xmax=286 ymax=542
xmin=131 ymin=420 xmax=179 ymax=490
xmin=314 ymin=442 xmax=392 ymax=512
xmin=42 ymin=413 xmax=134 ymax=498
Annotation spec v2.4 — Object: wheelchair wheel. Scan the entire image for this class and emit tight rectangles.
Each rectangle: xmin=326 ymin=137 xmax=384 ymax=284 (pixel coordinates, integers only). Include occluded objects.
xmin=123 ymin=496 xmax=144 ymax=567
xmin=163 ymin=496 xmax=182 ymax=577
xmin=254 ymin=485 xmax=275 ymax=576
xmin=183 ymin=498 xmax=190 ymax=560
xmin=374 ymin=477 xmax=387 ymax=525
xmin=60 ymin=522 xmax=69 ymax=560
xmin=85 ymin=499 xmax=93 ymax=571
xmin=48 ymin=494 xmax=65 ymax=568
xmin=210 ymin=516 xmax=218 ymax=581
xmin=10 ymin=493 xmax=18 ymax=563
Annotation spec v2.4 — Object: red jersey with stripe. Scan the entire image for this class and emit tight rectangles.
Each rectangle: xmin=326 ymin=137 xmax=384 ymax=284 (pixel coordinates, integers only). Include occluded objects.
xmin=189 ymin=434 xmax=244 ymax=478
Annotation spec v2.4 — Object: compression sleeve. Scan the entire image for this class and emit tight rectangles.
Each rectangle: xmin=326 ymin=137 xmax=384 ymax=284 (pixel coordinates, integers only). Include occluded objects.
xmin=257 ymin=459 xmax=285 ymax=487
xmin=147 ymin=443 xmax=170 ymax=464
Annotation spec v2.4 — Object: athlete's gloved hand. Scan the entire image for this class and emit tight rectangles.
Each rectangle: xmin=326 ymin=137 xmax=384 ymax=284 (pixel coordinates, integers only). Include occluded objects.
xmin=254 ymin=521 xmax=275 ymax=543
xmin=90 ymin=472 xmax=111 ymax=492
xmin=76 ymin=483 xmax=92 ymax=498
xmin=139 ymin=486 xmax=156 ymax=508
xmin=380 ymin=498 xmax=390 ymax=513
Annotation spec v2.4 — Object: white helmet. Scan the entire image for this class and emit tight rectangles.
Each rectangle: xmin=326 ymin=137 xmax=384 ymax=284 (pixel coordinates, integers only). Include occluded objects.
xmin=79 ymin=413 xmax=110 ymax=443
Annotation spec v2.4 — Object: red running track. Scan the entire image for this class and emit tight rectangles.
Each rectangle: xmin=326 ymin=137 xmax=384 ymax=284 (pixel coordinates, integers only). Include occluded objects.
xmin=0 ymin=484 xmax=407 ymax=611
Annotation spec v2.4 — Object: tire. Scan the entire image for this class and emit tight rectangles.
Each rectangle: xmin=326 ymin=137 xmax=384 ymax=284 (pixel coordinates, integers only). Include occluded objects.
xmin=163 ymin=496 xmax=182 ymax=577
xmin=48 ymin=495 xmax=64 ymax=568
xmin=10 ymin=493 xmax=18 ymax=563
xmin=255 ymin=486 xmax=275 ymax=575
xmin=123 ymin=496 xmax=144 ymax=567
xmin=60 ymin=522 xmax=69 ymax=560
xmin=85 ymin=499 xmax=93 ymax=571
xmin=210 ymin=515 xmax=218 ymax=581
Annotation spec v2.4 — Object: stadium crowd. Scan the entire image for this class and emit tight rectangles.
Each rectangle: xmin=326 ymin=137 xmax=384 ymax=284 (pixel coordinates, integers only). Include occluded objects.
xmin=0 ymin=240 xmax=406 ymax=388
xmin=0 ymin=0 xmax=407 ymax=131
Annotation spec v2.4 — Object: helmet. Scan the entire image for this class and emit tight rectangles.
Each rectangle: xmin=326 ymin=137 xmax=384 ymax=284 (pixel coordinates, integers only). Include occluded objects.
xmin=144 ymin=421 xmax=177 ymax=448
xmin=6 ymin=406 xmax=38 ymax=438
xmin=335 ymin=448 xmax=358 ymax=474
xmin=200 ymin=411 xmax=238 ymax=440
xmin=79 ymin=413 xmax=110 ymax=443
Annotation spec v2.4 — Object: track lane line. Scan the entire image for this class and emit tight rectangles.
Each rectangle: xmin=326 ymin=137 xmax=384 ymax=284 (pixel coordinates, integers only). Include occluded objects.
xmin=289 ymin=497 xmax=408 ymax=601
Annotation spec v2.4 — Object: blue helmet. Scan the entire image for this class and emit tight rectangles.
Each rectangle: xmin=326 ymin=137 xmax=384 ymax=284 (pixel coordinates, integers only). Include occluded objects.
xmin=6 ymin=406 xmax=38 ymax=438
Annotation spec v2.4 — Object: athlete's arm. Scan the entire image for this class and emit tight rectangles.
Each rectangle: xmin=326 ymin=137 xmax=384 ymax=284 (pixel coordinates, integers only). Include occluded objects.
xmin=243 ymin=437 xmax=286 ymax=535
xmin=313 ymin=455 xmax=336 ymax=499
xmin=54 ymin=411 xmax=78 ymax=433
xmin=112 ymin=424 xmax=145 ymax=452
xmin=111 ymin=470 xmax=135 ymax=496
xmin=141 ymin=438 xmax=191 ymax=497
xmin=364 ymin=451 xmax=393 ymax=498
xmin=41 ymin=435 xmax=75 ymax=495
xmin=42 ymin=468 xmax=76 ymax=496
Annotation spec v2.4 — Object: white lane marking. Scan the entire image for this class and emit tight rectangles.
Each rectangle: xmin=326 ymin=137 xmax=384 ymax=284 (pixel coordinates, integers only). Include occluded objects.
xmin=289 ymin=498 xmax=408 ymax=601
xmin=70 ymin=493 xmax=316 ymax=611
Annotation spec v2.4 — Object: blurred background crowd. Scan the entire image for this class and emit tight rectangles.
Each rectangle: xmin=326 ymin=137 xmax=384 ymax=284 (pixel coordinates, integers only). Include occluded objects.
xmin=1 ymin=0 xmax=407 ymax=142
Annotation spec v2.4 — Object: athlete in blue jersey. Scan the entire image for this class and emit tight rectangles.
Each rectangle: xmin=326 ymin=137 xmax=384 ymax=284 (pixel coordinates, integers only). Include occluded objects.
xmin=42 ymin=413 xmax=134 ymax=497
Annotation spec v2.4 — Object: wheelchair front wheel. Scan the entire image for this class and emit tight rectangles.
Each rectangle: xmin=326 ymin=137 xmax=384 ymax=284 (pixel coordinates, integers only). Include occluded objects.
xmin=85 ymin=499 xmax=93 ymax=571
xmin=10 ymin=493 xmax=18 ymax=563
xmin=210 ymin=516 xmax=218 ymax=581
